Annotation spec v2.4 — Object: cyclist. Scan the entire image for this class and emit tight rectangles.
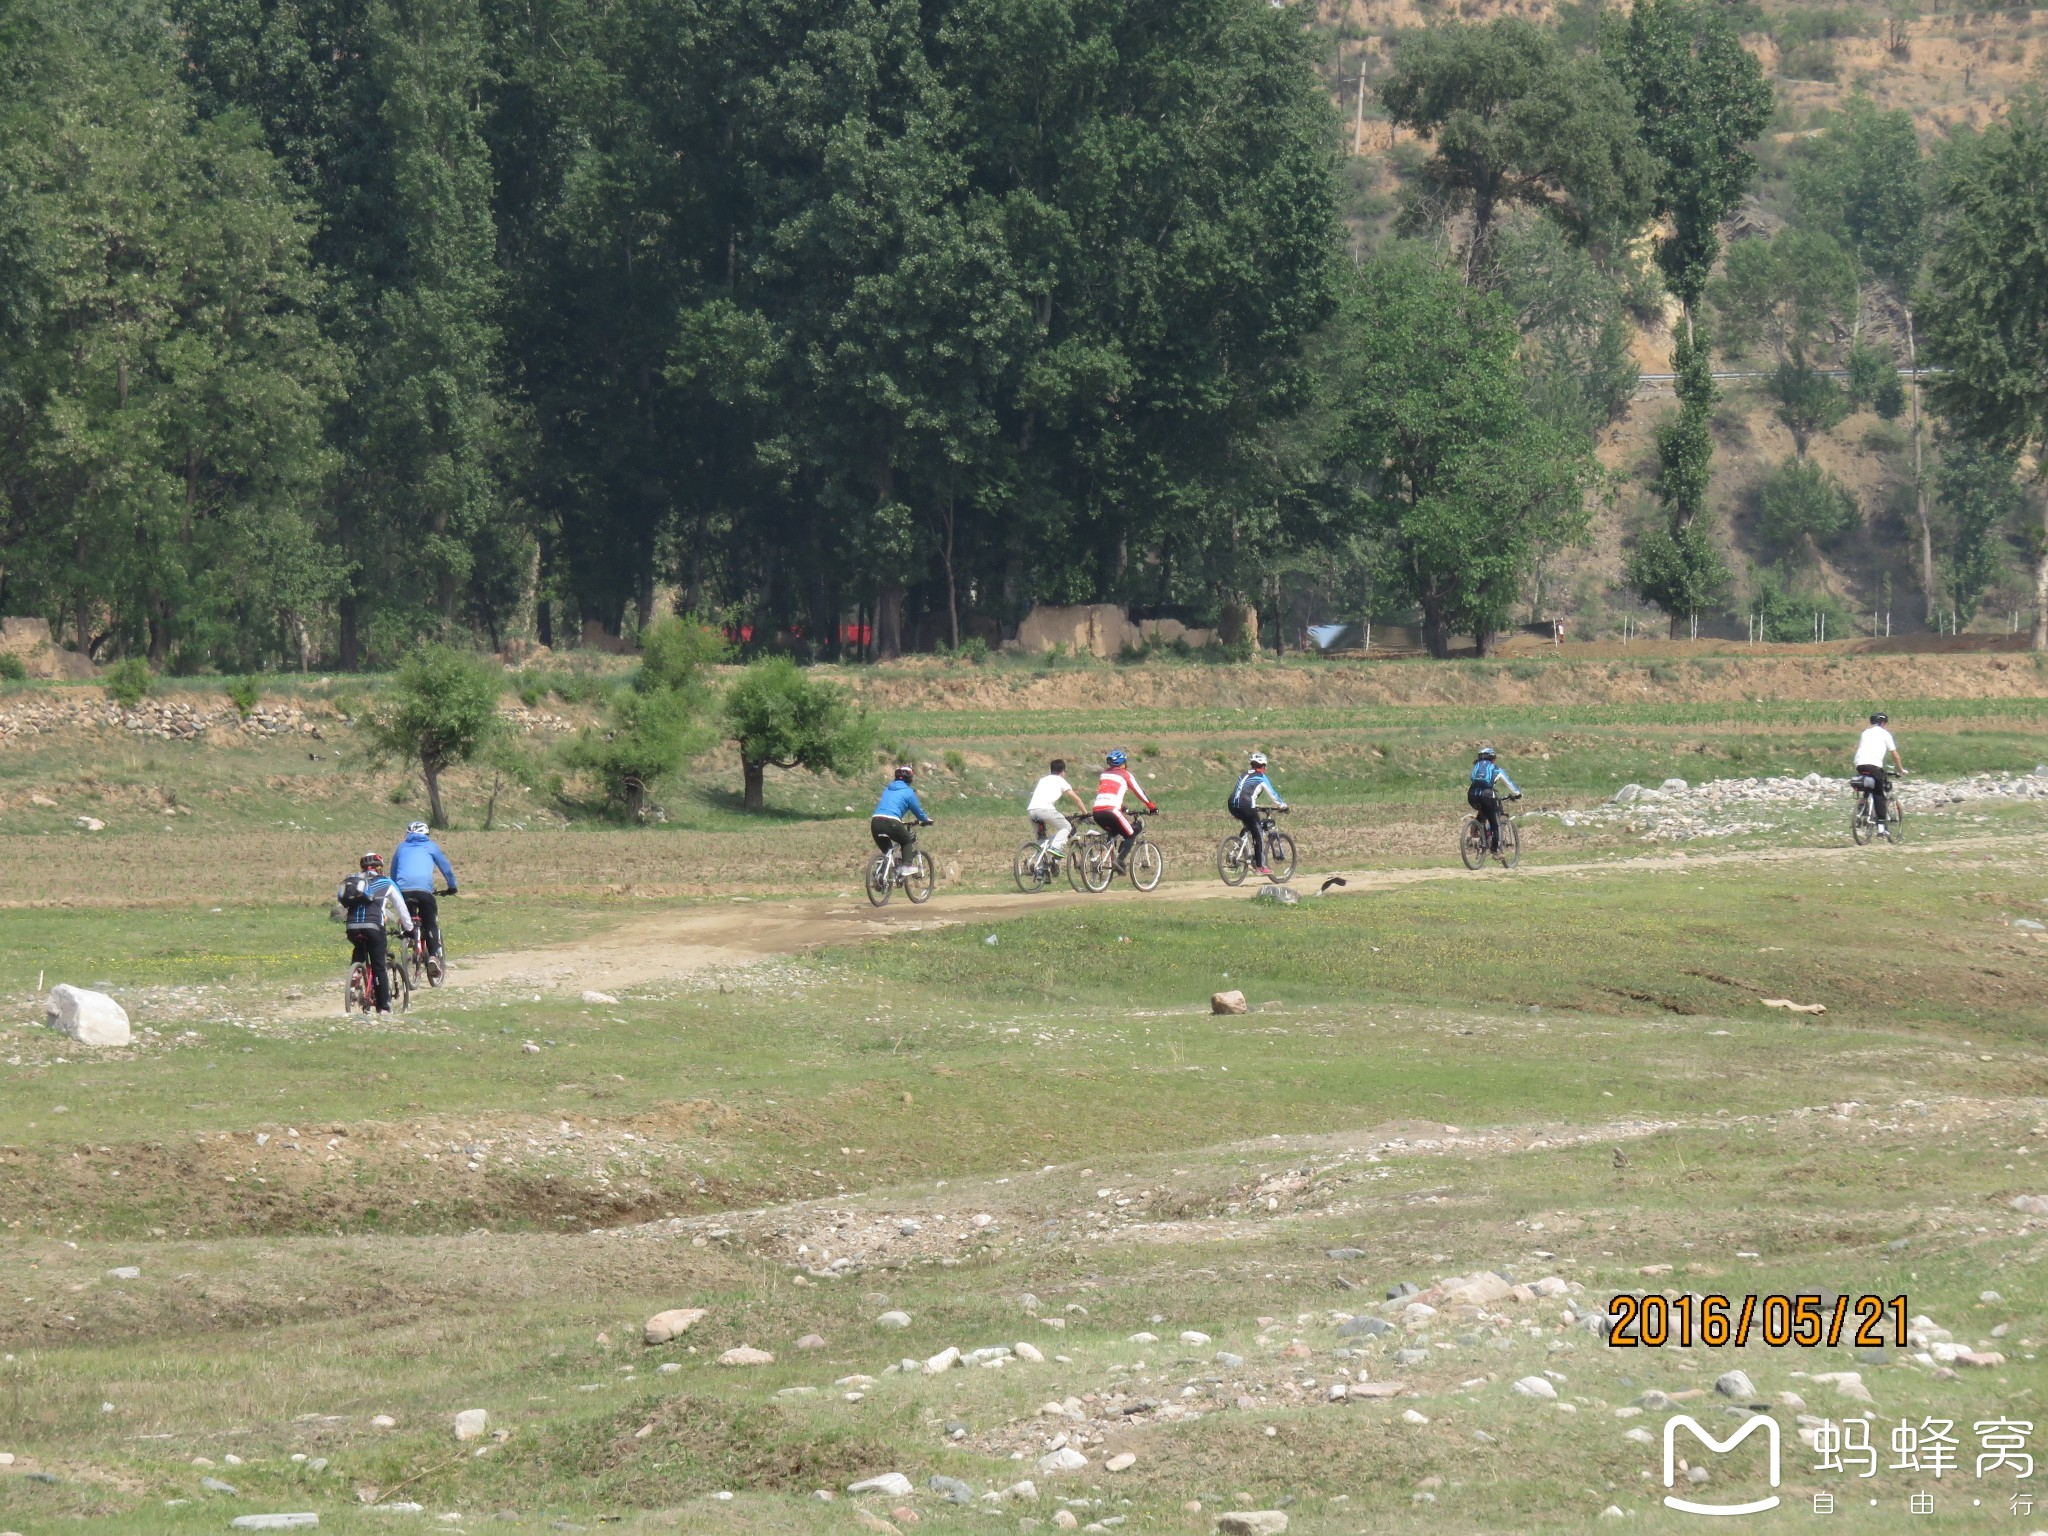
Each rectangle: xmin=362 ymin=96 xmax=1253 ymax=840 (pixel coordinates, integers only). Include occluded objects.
xmin=338 ymin=852 xmax=413 ymax=1015
xmin=390 ymin=820 xmax=458 ymax=965
xmin=1854 ymin=712 xmax=1905 ymax=836
xmin=1092 ymin=748 xmax=1158 ymax=874
xmin=871 ymin=765 xmax=932 ymax=867
xmin=1228 ymin=751 xmax=1289 ymax=878
xmin=1466 ymin=746 xmax=1521 ymax=854
xmin=1026 ymin=758 xmax=1090 ymax=861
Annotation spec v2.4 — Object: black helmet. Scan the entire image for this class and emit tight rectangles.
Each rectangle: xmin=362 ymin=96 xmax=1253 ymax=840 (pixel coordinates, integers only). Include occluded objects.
xmin=1870 ymin=712 xmax=1888 ymax=725
xmin=894 ymin=765 xmax=914 ymax=782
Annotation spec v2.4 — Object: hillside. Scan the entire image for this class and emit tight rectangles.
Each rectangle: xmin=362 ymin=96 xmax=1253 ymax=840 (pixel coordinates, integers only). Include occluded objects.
xmin=1310 ymin=0 xmax=2048 ymax=639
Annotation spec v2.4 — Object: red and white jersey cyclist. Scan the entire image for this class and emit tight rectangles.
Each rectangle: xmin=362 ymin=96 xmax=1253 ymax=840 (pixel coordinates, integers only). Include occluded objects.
xmin=1092 ymin=749 xmax=1156 ymax=823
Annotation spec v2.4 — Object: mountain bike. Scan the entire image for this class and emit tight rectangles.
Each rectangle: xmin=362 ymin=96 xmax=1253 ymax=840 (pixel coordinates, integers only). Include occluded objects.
xmin=1851 ymin=770 xmax=1904 ymax=845
xmin=1217 ymin=807 xmax=1295 ymax=886
xmin=400 ymin=915 xmax=444 ymax=988
xmin=1459 ymin=795 xmax=1520 ymax=870
xmin=344 ymin=928 xmax=411 ymax=1015
xmin=1078 ymin=811 xmax=1165 ymax=892
xmin=1014 ymin=818 xmax=1070 ymax=893
xmin=865 ymin=835 xmax=936 ymax=906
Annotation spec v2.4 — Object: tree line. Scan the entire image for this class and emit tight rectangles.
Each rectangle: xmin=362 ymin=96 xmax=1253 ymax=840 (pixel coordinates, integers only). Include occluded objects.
xmin=1 ymin=0 xmax=2042 ymax=666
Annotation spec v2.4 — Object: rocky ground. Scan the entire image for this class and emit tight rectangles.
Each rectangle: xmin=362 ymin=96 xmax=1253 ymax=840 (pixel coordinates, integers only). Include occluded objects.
xmin=1540 ymin=768 xmax=2048 ymax=843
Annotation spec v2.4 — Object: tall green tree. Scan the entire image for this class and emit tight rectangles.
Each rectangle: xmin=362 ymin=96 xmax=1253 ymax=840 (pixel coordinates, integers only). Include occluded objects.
xmin=1711 ymin=229 xmax=1861 ymax=456
xmin=1919 ymin=96 xmax=2048 ymax=649
xmin=1603 ymin=0 xmax=1770 ymax=635
xmin=1328 ymin=246 xmax=1594 ymax=657
xmin=1792 ymin=98 xmax=1936 ymax=617
xmin=1379 ymin=17 xmax=1654 ymax=278
xmin=1932 ymin=436 xmax=2022 ymax=627
xmin=0 ymin=0 xmax=343 ymax=667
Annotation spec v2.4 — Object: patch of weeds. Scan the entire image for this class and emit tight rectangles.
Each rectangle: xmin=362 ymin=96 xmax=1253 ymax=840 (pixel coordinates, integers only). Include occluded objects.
xmin=104 ymin=657 xmax=154 ymax=708
xmin=225 ymin=676 xmax=259 ymax=719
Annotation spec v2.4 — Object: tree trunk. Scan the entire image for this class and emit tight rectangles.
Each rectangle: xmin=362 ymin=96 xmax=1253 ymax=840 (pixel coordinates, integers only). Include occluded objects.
xmin=940 ymin=497 xmax=959 ymax=649
xmin=742 ymin=756 xmax=766 ymax=812
xmin=1420 ymin=604 xmax=1450 ymax=659
xmin=2033 ymin=485 xmax=2048 ymax=653
xmin=340 ymin=594 xmax=361 ymax=671
xmin=423 ymin=761 xmax=446 ymax=828
xmin=876 ymin=584 xmax=904 ymax=659
xmin=1906 ymin=312 xmax=1937 ymax=627
xmin=1473 ymin=628 xmax=1493 ymax=657
xmin=623 ymin=776 xmax=644 ymax=820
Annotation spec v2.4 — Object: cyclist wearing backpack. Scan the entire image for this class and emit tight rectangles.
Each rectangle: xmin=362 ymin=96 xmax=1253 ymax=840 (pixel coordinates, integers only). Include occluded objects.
xmin=1227 ymin=751 xmax=1289 ymax=878
xmin=338 ymin=852 xmax=413 ymax=1014
xmin=390 ymin=821 xmax=458 ymax=963
xmin=1466 ymin=746 xmax=1521 ymax=854
xmin=1853 ymin=712 xmax=1905 ymax=836
xmin=871 ymin=765 xmax=933 ymax=864
xmin=1092 ymin=749 xmax=1158 ymax=873
xmin=1026 ymin=758 xmax=1090 ymax=859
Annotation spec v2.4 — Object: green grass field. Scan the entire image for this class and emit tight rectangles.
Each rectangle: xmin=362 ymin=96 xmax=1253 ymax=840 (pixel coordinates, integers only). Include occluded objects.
xmin=1 ymin=657 xmax=2045 ymax=1532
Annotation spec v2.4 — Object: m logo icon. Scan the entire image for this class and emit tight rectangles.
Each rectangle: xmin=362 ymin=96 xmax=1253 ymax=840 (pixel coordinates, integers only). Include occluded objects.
xmin=1663 ymin=1413 xmax=1782 ymax=1516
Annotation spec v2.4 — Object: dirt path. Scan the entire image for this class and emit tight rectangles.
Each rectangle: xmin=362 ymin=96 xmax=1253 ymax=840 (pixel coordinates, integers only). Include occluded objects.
xmin=439 ymin=829 xmax=2044 ymax=996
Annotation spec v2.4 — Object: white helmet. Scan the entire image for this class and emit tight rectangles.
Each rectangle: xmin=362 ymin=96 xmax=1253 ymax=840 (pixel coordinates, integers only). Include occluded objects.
xmin=407 ymin=821 xmax=429 ymax=836
xmin=1248 ymin=752 xmax=1268 ymax=768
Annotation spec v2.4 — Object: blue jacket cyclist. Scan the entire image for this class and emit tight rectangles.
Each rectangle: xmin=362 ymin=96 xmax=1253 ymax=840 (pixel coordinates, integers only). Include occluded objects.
xmin=871 ymin=766 xmax=932 ymax=863
xmin=1466 ymin=746 xmax=1521 ymax=853
xmin=390 ymin=821 xmax=458 ymax=959
xmin=1227 ymin=751 xmax=1289 ymax=876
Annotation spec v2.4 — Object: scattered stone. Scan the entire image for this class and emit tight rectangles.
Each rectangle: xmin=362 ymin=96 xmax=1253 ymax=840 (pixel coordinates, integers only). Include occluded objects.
xmin=1810 ymin=1372 xmax=1873 ymax=1403
xmin=929 ymin=1477 xmax=974 ymax=1504
xmin=1660 ymin=778 xmax=1688 ymax=793
xmin=1392 ymin=1347 xmax=1428 ymax=1368
xmin=1598 ymin=1506 xmax=1626 ymax=1519
xmin=1346 ymin=1382 xmax=1405 ymax=1399
xmin=1401 ymin=1409 xmax=1430 ymax=1425
xmin=1625 ymin=1428 xmax=1654 ymax=1445
xmin=1215 ymin=1352 xmax=1246 ymax=1368
xmin=1179 ymin=1331 xmax=1210 ymax=1345
xmin=75 ymin=815 xmax=105 ymax=832
xmin=1214 ymin=1515 xmax=1286 ymax=1536
xmin=107 ymin=1266 xmax=140 ymax=1280
xmin=230 ymin=1519 xmax=319 ymax=1531
xmin=202 ymin=1477 xmax=239 ymax=1494
xmin=1325 ymin=1248 xmax=1366 ymax=1261
xmin=1210 ymin=991 xmax=1249 ymax=1016
xmin=877 ymin=1311 xmax=913 ymax=1329
xmin=1251 ymin=886 xmax=1298 ymax=907
xmin=453 ymin=1411 xmax=489 ymax=1442
xmin=2010 ymin=1196 xmax=2048 ymax=1217
xmin=718 ymin=1347 xmax=774 ymax=1367
xmin=1003 ymin=1481 xmax=1037 ymax=1501
xmin=925 ymin=1347 xmax=961 ymax=1374
xmin=796 ymin=1334 xmax=827 ymax=1350
xmin=1053 ymin=1512 xmax=1080 ymax=1531
xmin=1038 ymin=1448 xmax=1088 ymax=1474
xmin=849 ymin=1474 xmax=915 ymax=1498
xmin=1126 ymin=1332 xmax=1159 ymax=1344
xmin=44 ymin=985 xmax=131 ymax=1047
xmin=1015 ymin=1342 xmax=1044 ymax=1363
xmin=643 ymin=1308 xmax=708 ymax=1345
xmin=1512 ymin=1376 xmax=1558 ymax=1400
xmin=1386 ymin=1282 xmax=1419 ymax=1301
xmin=1956 ymin=1350 xmax=2005 ymax=1368
xmin=581 ymin=990 xmax=619 ymax=1005
xmin=1715 ymin=1370 xmax=1756 ymax=1400
xmin=1105 ymin=1453 xmax=1136 ymax=1472
xmin=371 ymin=1416 xmax=397 ymax=1429
xmin=1337 ymin=1317 xmax=1392 ymax=1339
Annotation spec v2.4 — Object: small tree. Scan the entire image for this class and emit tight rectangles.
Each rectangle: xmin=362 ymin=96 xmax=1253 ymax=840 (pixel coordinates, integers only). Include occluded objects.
xmin=1758 ymin=457 xmax=1857 ymax=558
xmin=562 ymin=616 xmax=724 ymax=818
xmin=722 ymin=657 xmax=877 ymax=812
xmin=364 ymin=644 xmax=503 ymax=828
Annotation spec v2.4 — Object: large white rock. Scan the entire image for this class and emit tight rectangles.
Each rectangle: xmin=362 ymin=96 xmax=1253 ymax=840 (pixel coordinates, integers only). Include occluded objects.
xmin=1214 ymin=1514 xmax=1287 ymax=1536
xmin=1037 ymin=1447 xmax=1088 ymax=1474
xmin=644 ymin=1308 xmax=708 ymax=1344
xmin=230 ymin=1518 xmax=320 ymax=1531
xmin=453 ymin=1409 xmax=489 ymax=1441
xmin=45 ymin=985 xmax=130 ymax=1047
xmin=848 ymin=1474 xmax=914 ymax=1497
xmin=1511 ymin=1376 xmax=1558 ymax=1400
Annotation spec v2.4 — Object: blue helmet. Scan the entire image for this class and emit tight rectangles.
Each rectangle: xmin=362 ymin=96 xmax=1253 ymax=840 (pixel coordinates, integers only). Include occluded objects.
xmin=1106 ymin=749 xmax=1128 ymax=767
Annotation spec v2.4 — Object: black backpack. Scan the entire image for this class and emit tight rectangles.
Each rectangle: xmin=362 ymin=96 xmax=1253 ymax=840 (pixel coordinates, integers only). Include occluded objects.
xmin=339 ymin=873 xmax=378 ymax=926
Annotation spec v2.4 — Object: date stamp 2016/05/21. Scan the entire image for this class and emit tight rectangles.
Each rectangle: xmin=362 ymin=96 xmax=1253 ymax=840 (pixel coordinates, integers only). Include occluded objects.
xmin=1608 ymin=1292 xmax=1907 ymax=1349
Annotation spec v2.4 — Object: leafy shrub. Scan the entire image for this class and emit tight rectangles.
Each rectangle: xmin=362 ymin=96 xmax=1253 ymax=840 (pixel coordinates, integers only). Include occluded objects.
xmin=225 ymin=676 xmax=259 ymax=719
xmin=943 ymin=749 xmax=967 ymax=775
xmin=1846 ymin=342 xmax=1906 ymax=419
xmin=1759 ymin=457 xmax=1857 ymax=555
xmin=1780 ymin=40 xmax=1839 ymax=80
xmin=0 ymin=652 xmax=25 ymax=682
xmin=104 ymin=657 xmax=153 ymax=708
xmin=1746 ymin=564 xmax=1858 ymax=641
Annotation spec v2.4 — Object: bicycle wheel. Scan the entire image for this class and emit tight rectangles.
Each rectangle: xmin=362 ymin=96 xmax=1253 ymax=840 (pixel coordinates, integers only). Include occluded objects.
xmin=1015 ymin=842 xmax=1049 ymax=893
xmin=1128 ymin=837 xmax=1164 ymax=892
xmin=865 ymin=855 xmax=893 ymax=907
xmin=1217 ymin=834 xmax=1249 ymax=887
xmin=1265 ymin=831 xmax=1296 ymax=884
xmin=903 ymin=850 xmax=936 ymax=904
xmin=1886 ymin=799 xmax=1904 ymax=842
xmin=1082 ymin=837 xmax=1116 ymax=893
xmin=1459 ymin=818 xmax=1486 ymax=870
xmin=1068 ymin=834 xmax=1100 ymax=892
xmin=425 ymin=942 xmax=445 ymax=986
xmin=387 ymin=955 xmax=411 ymax=1013
xmin=1851 ymin=797 xmax=1874 ymax=846
xmin=1494 ymin=818 xmax=1520 ymax=870
xmin=345 ymin=967 xmax=364 ymax=1016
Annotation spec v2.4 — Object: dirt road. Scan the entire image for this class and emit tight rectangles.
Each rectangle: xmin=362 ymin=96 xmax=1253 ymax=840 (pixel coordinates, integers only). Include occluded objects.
xmin=445 ymin=831 xmax=2042 ymax=995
